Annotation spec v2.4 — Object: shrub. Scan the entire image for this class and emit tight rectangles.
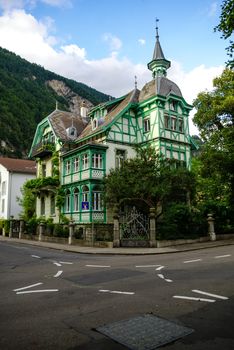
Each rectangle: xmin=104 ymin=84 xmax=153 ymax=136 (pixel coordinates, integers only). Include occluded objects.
xmin=53 ymin=224 xmax=69 ymax=238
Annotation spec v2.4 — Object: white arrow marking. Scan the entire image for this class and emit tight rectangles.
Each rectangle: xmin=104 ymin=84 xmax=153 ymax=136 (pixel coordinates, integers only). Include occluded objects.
xmin=192 ymin=289 xmax=229 ymax=300
xmin=16 ymin=289 xmax=59 ymax=295
xmin=54 ymin=270 xmax=63 ymax=278
xmin=53 ymin=262 xmax=62 ymax=267
xmin=157 ymin=273 xmax=173 ymax=282
xmin=31 ymin=255 xmax=41 ymax=259
xmin=13 ymin=282 xmax=43 ymax=292
xmin=155 ymin=266 xmax=164 ymax=271
xmin=173 ymin=295 xmax=215 ymax=303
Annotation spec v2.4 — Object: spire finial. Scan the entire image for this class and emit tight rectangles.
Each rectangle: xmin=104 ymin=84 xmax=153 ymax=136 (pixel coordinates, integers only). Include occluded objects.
xmin=156 ymin=18 xmax=159 ymax=39
xmin=134 ymin=75 xmax=137 ymax=89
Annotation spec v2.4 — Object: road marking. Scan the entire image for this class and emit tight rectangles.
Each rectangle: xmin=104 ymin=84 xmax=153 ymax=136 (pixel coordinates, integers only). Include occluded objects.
xmin=54 ymin=270 xmax=63 ymax=278
xmin=192 ymin=289 xmax=229 ymax=300
xmin=16 ymin=289 xmax=59 ymax=295
xmin=136 ymin=265 xmax=161 ymax=268
xmin=214 ymin=254 xmax=231 ymax=259
xmin=86 ymin=264 xmax=111 ymax=268
xmin=99 ymin=289 xmax=135 ymax=295
xmin=173 ymin=295 xmax=215 ymax=303
xmin=13 ymin=282 xmax=43 ymax=292
xmin=53 ymin=262 xmax=62 ymax=267
xmin=31 ymin=255 xmax=41 ymax=259
xmin=59 ymin=261 xmax=73 ymax=265
xmin=183 ymin=259 xmax=202 ymax=264
xmin=155 ymin=266 xmax=164 ymax=271
xmin=157 ymin=273 xmax=173 ymax=283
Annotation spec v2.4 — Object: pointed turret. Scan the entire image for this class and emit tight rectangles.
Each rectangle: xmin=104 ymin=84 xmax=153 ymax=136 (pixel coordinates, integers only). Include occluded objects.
xmin=147 ymin=19 xmax=171 ymax=78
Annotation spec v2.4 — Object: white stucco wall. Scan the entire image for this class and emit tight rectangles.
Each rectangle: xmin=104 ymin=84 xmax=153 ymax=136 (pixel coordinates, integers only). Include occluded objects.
xmin=105 ymin=142 xmax=136 ymax=174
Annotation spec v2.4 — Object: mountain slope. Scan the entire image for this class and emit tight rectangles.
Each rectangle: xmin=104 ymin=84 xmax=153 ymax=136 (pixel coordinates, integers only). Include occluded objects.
xmin=0 ymin=47 xmax=111 ymax=158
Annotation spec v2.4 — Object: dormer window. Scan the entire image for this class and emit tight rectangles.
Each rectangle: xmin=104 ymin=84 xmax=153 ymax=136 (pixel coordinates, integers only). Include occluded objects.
xmin=170 ymin=100 xmax=177 ymax=111
xmin=66 ymin=126 xmax=77 ymax=139
xmin=92 ymin=118 xmax=98 ymax=130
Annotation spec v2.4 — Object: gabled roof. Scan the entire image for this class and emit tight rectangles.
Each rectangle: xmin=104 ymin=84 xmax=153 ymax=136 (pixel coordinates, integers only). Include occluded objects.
xmin=0 ymin=157 xmax=36 ymax=174
xmin=78 ymin=89 xmax=140 ymax=140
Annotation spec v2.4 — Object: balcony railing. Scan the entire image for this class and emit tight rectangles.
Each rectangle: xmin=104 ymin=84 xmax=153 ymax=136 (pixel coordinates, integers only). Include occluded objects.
xmin=31 ymin=142 xmax=55 ymax=158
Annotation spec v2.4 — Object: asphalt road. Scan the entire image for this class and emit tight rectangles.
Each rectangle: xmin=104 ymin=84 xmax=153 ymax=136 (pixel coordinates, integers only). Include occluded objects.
xmin=0 ymin=241 xmax=233 ymax=350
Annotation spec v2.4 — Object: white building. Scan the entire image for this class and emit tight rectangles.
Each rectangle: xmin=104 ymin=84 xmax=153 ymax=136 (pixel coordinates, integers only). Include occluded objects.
xmin=0 ymin=157 xmax=36 ymax=219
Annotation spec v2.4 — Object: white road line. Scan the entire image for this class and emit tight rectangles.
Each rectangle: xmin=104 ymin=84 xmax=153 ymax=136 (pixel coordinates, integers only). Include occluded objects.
xmin=86 ymin=264 xmax=111 ymax=268
xmin=136 ymin=265 xmax=161 ymax=268
xmin=13 ymin=282 xmax=43 ymax=292
xmin=173 ymin=295 xmax=215 ymax=303
xmin=59 ymin=261 xmax=73 ymax=265
xmin=99 ymin=289 xmax=135 ymax=295
xmin=54 ymin=270 xmax=63 ymax=278
xmin=183 ymin=259 xmax=202 ymax=264
xmin=31 ymin=255 xmax=41 ymax=259
xmin=192 ymin=289 xmax=229 ymax=300
xmin=155 ymin=266 xmax=164 ymax=271
xmin=157 ymin=273 xmax=173 ymax=282
xmin=53 ymin=262 xmax=62 ymax=267
xmin=214 ymin=254 xmax=231 ymax=259
xmin=16 ymin=289 xmax=59 ymax=295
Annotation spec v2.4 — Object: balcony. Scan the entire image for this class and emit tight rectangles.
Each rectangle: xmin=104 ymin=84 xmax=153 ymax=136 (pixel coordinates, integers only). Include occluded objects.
xmin=31 ymin=142 xmax=55 ymax=158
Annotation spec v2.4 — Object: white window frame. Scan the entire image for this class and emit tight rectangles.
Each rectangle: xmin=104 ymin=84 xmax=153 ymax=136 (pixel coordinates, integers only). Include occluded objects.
xmin=143 ymin=118 xmax=150 ymax=133
xmin=73 ymin=188 xmax=79 ymax=212
xmin=171 ymin=116 xmax=177 ymax=131
xmin=65 ymin=160 xmax=71 ymax=175
xmin=92 ymin=192 xmax=102 ymax=211
xmin=74 ymin=157 xmax=80 ymax=172
xmin=65 ymin=191 xmax=71 ymax=212
xmin=92 ymin=154 xmax=103 ymax=169
xmin=178 ymin=118 xmax=184 ymax=133
xmin=50 ymin=195 xmax=55 ymax=215
xmin=115 ymin=149 xmax=126 ymax=169
xmin=82 ymin=154 xmax=89 ymax=170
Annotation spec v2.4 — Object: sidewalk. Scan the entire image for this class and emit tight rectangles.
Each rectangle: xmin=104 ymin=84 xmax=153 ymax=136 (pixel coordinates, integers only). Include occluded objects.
xmin=1 ymin=235 xmax=234 ymax=255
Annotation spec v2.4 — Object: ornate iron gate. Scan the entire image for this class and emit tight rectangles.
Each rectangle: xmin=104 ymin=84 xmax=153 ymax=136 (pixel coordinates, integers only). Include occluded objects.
xmin=120 ymin=206 xmax=149 ymax=247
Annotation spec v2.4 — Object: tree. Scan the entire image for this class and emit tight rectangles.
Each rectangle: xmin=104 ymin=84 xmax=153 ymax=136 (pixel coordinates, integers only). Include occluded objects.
xmin=214 ymin=0 xmax=234 ymax=67
xmin=193 ymin=68 xmax=234 ymax=215
xmin=104 ymin=145 xmax=195 ymax=210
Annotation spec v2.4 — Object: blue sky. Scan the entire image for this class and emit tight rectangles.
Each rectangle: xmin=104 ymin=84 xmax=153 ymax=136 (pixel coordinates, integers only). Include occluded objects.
xmin=0 ymin=0 xmax=228 ymax=134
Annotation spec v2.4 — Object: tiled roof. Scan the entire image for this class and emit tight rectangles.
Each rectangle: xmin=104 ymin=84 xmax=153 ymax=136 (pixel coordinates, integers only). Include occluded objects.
xmin=48 ymin=109 xmax=87 ymax=141
xmin=0 ymin=157 xmax=36 ymax=174
xmin=139 ymin=77 xmax=182 ymax=102
xmin=78 ymin=89 xmax=140 ymax=140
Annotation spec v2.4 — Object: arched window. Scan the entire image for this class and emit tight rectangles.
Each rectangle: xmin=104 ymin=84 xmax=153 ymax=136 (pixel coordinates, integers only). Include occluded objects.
xmin=73 ymin=188 xmax=79 ymax=212
xmin=92 ymin=185 xmax=102 ymax=211
xmin=65 ymin=189 xmax=71 ymax=212
xmin=82 ymin=185 xmax=89 ymax=210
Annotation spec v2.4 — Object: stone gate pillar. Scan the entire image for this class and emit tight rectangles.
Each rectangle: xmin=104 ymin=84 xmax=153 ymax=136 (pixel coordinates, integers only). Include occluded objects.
xmin=113 ymin=207 xmax=120 ymax=248
xmin=68 ymin=220 xmax=75 ymax=245
xmin=149 ymin=207 xmax=157 ymax=247
xmin=19 ymin=220 xmax=24 ymax=239
xmin=9 ymin=218 xmax=13 ymax=238
xmin=39 ymin=221 xmax=45 ymax=241
xmin=207 ymin=213 xmax=216 ymax=241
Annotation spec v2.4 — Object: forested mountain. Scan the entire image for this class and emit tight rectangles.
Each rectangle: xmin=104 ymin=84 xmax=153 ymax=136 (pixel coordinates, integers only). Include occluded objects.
xmin=0 ymin=47 xmax=111 ymax=158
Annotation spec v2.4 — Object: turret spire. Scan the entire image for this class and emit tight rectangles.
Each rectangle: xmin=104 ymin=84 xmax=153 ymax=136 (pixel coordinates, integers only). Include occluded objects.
xmin=147 ymin=19 xmax=171 ymax=78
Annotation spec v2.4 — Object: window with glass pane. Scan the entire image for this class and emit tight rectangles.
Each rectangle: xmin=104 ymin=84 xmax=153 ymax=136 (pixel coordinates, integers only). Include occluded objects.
xmin=73 ymin=188 xmax=79 ymax=211
xmin=65 ymin=190 xmax=70 ymax=212
xmin=92 ymin=154 xmax=103 ymax=168
xmin=42 ymin=164 xmax=46 ymax=177
xmin=2 ymin=181 xmax=6 ymax=195
xmin=41 ymin=197 xmax=45 ymax=216
xmin=50 ymin=195 xmax=55 ymax=215
xmin=82 ymin=154 xmax=89 ymax=169
xmin=164 ymin=114 xmax=169 ymax=129
xmin=178 ymin=118 xmax=184 ymax=132
xmin=82 ymin=185 xmax=89 ymax=209
xmin=143 ymin=118 xmax=150 ymax=132
xmin=74 ymin=157 xmax=79 ymax=172
xmin=171 ymin=117 xmax=177 ymax=131
xmin=92 ymin=192 xmax=102 ymax=211
xmin=65 ymin=160 xmax=71 ymax=174
xmin=115 ymin=149 xmax=126 ymax=168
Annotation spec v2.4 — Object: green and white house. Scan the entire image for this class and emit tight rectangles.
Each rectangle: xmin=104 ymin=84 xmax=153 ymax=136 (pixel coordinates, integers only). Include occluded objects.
xmin=30 ymin=29 xmax=195 ymax=225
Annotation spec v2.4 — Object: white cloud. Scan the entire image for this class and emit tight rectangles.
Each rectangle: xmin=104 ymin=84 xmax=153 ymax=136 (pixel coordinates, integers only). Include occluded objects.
xmin=138 ymin=38 xmax=146 ymax=45
xmin=0 ymin=0 xmax=72 ymax=11
xmin=103 ymin=33 xmax=122 ymax=52
xmin=0 ymin=8 xmax=224 ymax=135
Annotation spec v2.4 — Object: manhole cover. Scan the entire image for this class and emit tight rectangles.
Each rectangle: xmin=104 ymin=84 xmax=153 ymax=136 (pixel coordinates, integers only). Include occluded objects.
xmin=96 ymin=314 xmax=193 ymax=349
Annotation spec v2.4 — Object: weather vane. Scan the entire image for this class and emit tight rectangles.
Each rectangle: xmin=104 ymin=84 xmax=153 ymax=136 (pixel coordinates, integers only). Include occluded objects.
xmin=156 ymin=17 xmax=159 ymax=38
xmin=134 ymin=75 xmax=137 ymax=89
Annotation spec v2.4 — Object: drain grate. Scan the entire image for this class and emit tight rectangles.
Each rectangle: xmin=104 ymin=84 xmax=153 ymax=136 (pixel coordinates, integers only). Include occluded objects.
xmin=96 ymin=314 xmax=193 ymax=350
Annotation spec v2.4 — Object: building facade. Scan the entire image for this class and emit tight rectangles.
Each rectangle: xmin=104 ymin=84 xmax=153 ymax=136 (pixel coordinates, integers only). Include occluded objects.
xmin=0 ymin=157 xmax=36 ymax=219
xmin=30 ymin=29 xmax=196 ymax=224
